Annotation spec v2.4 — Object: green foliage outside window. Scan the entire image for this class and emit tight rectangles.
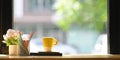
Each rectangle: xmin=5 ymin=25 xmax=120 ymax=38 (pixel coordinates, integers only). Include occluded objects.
xmin=53 ymin=0 xmax=107 ymax=32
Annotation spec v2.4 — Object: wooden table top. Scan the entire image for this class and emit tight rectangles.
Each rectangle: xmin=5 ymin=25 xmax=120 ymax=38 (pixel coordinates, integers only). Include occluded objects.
xmin=0 ymin=54 xmax=120 ymax=60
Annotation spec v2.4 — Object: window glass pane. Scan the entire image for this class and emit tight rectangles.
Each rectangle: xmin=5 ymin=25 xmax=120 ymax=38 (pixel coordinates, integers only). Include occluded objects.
xmin=13 ymin=0 xmax=107 ymax=55
xmin=28 ymin=0 xmax=54 ymax=12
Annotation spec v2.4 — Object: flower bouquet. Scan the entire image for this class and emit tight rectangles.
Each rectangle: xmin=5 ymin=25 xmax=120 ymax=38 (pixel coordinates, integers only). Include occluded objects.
xmin=3 ymin=29 xmax=20 ymax=46
xmin=2 ymin=29 xmax=20 ymax=56
xmin=2 ymin=29 xmax=34 ymax=56
xmin=18 ymin=32 xmax=34 ymax=56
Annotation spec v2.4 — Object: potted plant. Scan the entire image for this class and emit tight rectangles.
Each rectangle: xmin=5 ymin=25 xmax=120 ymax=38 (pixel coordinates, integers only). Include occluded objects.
xmin=2 ymin=29 xmax=20 ymax=56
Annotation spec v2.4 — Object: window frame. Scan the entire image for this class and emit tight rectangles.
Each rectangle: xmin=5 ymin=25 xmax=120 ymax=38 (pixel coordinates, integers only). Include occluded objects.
xmin=0 ymin=0 xmax=13 ymax=54
xmin=0 ymin=0 xmax=119 ymax=54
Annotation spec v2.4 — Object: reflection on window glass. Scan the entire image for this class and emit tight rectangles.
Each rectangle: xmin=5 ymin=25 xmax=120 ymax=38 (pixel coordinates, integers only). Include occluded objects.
xmin=14 ymin=0 xmax=107 ymax=55
xmin=28 ymin=0 xmax=55 ymax=11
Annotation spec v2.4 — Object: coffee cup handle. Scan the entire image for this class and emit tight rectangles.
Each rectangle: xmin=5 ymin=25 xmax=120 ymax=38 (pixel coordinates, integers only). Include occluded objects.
xmin=53 ymin=39 xmax=58 ymax=45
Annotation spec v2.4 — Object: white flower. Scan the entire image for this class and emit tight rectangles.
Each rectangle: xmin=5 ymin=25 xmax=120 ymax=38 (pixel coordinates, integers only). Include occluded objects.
xmin=22 ymin=34 xmax=30 ymax=41
xmin=3 ymin=35 xmax=7 ymax=40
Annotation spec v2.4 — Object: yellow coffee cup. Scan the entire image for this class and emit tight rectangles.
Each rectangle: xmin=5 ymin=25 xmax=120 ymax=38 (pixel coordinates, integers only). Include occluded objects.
xmin=42 ymin=37 xmax=58 ymax=52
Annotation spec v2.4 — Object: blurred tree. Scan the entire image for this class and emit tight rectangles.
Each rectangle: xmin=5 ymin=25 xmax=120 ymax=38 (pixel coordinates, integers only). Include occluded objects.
xmin=53 ymin=0 xmax=107 ymax=32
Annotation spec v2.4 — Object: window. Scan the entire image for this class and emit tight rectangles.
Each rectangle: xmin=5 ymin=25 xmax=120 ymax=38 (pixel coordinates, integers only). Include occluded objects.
xmin=13 ymin=0 xmax=108 ymax=55
xmin=23 ymin=0 xmax=55 ymax=16
xmin=4 ymin=0 xmax=120 ymax=54
xmin=27 ymin=0 xmax=54 ymax=11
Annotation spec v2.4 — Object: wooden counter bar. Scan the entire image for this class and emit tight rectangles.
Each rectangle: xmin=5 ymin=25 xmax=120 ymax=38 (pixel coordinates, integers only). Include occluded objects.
xmin=0 ymin=54 xmax=120 ymax=60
